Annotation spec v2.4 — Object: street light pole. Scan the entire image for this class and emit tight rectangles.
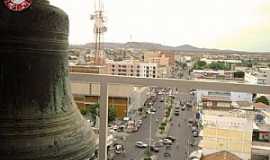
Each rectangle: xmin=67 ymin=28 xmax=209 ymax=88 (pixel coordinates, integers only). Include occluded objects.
xmin=148 ymin=105 xmax=152 ymax=155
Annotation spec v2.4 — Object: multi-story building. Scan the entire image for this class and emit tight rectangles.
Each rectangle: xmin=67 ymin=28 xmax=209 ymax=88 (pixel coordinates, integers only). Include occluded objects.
xmin=192 ymin=70 xmax=245 ymax=81
xmin=200 ymin=110 xmax=254 ymax=160
xmin=106 ymin=60 xmax=158 ymax=78
xmin=143 ymin=51 xmax=175 ymax=78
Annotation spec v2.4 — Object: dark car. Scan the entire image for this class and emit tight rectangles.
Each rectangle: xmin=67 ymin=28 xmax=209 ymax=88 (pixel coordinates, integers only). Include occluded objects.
xmin=164 ymin=152 xmax=171 ymax=157
xmin=165 ymin=136 xmax=176 ymax=142
xmin=150 ymin=145 xmax=160 ymax=152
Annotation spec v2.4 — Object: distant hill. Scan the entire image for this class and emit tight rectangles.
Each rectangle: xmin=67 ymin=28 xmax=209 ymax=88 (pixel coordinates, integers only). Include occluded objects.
xmin=70 ymin=42 xmax=270 ymax=54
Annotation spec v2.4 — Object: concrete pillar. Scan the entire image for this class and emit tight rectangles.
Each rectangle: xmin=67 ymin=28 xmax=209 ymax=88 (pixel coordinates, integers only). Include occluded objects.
xmin=99 ymin=82 xmax=108 ymax=160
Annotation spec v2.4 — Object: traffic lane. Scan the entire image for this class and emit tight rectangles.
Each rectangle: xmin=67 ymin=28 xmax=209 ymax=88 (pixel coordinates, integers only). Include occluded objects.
xmin=169 ymin=110 xmax=193 ymax=160
xmin=114 ymin=95 xmax=165 ymax=160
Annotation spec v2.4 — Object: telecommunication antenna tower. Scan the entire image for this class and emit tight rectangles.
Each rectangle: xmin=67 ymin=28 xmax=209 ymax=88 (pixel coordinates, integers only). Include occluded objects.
xmin=91 ymin=0 xmax=107 ymax=65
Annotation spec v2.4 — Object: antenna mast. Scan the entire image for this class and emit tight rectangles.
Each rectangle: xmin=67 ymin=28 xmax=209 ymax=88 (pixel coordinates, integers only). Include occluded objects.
xmin=91 ymin=0 xmax=107 ymax=65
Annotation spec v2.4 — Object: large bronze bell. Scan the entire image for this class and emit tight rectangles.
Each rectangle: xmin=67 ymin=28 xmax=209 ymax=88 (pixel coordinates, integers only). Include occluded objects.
xmin=0 ymin=0 xmax=97 ymax=159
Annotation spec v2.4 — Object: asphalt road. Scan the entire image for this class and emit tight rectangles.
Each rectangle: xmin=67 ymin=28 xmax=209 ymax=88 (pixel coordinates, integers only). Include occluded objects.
xmin=114 ymin=92 xmax=197 ymax=160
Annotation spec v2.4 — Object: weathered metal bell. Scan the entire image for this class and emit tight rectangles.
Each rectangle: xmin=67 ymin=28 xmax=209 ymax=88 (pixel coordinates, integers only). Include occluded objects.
xmin=0 ymin=0 xmax=97 ymax=160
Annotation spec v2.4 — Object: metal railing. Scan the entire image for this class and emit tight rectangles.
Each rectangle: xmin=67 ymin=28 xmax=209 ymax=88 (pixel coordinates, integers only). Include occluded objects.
xmin=70 ymin=73 xmax=270 ymax=160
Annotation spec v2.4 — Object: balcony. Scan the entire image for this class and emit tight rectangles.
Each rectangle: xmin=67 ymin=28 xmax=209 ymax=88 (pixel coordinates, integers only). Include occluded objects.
xmin=70 ymin=73 xmax=270 ymax=160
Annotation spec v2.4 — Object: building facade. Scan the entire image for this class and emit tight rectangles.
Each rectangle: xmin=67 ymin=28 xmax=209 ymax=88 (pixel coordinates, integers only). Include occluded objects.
xmin=71 ymin=82 xmax=149 ymax=119
xmin=200 ymin=110 xmax=254 ymax=160
xmin=106 ymin=60 xmax=158 ymax=78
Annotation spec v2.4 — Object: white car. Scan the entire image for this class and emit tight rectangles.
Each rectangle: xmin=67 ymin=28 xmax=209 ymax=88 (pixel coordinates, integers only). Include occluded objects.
xmin=146 ymin=109 xmax=155 ymax=115
xmin=162 ymin=138 xmax=173 ymax=145
xmin=189 ymin=150 xmax=202 ymax=159
xmin=137 ymin=120 xmax=143 ymax=125
xmin=136 ymin=141 xmax=148 ymax=148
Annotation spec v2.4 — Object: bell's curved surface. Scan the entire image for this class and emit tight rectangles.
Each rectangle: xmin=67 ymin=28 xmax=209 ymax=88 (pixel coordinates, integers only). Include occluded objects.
xmin=0 ymin=0 xmax=97 ymax=159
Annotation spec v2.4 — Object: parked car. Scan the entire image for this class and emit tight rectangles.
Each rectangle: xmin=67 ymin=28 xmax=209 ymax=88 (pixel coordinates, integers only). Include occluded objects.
xmin=192 ymin=126 xmax=198 ymax=132
xmin=189 ymin=150 xmax=202 ymax=160
xmin=174 ymin=112 xmax=179 ymax=116
xmin=114 ymin=144 xmax=124 ymax=154
xmin=192 ymin=130 xmax=199 ymax=137
xmin=136 ymin=141 xmax=148 ymax=148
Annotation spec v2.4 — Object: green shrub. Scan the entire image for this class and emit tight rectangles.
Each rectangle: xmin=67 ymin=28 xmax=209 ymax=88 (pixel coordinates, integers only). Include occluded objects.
xmin=159 ymin=125 xmax=165 ymax=130
xmin=161 ymin=122 xmax=166 ymax=126
xmin=80 ymin=108 xmax=87 ymax=115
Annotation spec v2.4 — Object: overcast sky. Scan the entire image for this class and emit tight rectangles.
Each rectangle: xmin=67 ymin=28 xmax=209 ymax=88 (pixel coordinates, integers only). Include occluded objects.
xmin=50 ymin=0 xmax=270 ymax=52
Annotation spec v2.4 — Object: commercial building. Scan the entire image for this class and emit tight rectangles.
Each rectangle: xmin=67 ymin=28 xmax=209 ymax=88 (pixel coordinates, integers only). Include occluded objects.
xmin=200 ymin=109 xmax=254 ymax=160
xmin=71 ymin=82 xmax=149 ymax=119
xmin=196 ymin=89 xmax=253 ymax=109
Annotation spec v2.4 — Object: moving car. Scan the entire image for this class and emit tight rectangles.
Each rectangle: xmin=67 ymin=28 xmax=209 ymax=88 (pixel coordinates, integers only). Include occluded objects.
xmin=154 ymin=141 xmax=163 ymax=147
xmin=165 ymin=136 xmax=176 ymax=142
xmin=136 ymin=141 xmax=148 ymax=148
xmin=181 ymin=106 xmax=186 ymax=111
xmin=146 ymin=109 xmax=155 ymax=115
xmin=163 ymin=138 xmax=173 ymax=145
xmin=150 ymin=145 xmax=160 ymax=152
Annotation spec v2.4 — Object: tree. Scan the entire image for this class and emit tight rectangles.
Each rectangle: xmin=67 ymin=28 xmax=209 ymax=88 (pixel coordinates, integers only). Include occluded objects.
xmin=86 ymin=103 xmax=117 ymax=123
xmin=268 ymin=64 xmax=270 ymax=68
xmin=208 ymin=62 xmax=231 ymax=70
xmin=108 ymin=106 xmax=117 ymax=122
xmin=194 ymin=61 xmax=207 ymax=69
xmin=256 ymin=96 xmax=269 ymax=105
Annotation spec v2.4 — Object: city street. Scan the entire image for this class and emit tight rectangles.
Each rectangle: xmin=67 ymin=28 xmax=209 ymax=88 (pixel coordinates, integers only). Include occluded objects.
xmin=114 ymin=91 xmax=198 ymax=160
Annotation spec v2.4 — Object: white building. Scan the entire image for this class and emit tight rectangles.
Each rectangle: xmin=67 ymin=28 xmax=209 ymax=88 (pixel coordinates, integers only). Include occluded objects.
xmin=200 ymin=58 xmax=242 ymax=64
xmin=245 ymin=68 xmax=270 ymax=85
xmin=196 ymin=90 xmax=252 ymax=104
xmin=106 ymin=60 xmax=158 ymax=78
